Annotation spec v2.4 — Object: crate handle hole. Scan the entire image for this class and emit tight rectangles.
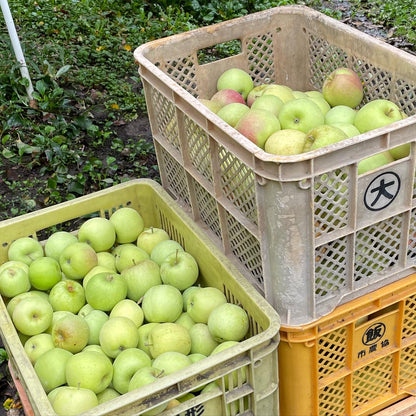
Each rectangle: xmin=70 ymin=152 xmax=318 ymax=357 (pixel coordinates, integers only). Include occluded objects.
xmin=197 ymin=40 xmax=242 ymax=65
xmin=254 ymin=359 xmax=262 ymax=367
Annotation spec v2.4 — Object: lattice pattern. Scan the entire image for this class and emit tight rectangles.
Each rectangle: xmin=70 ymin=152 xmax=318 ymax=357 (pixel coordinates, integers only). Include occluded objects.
xmin=219 ymin=147 xmax=257 ymax=224
xmin=399 ymin=343 xmax=416 ymax=387
xmin=159 ymin=149 xmax=190 ymax=208
xmin=184 ymin=116 xmax=212 ymax=182
xmin=193 ymin=180 xmax=222 ymax=240
xmin=306 ymin=32 xmax=348 ymax=90
xmin=352 ymin=356 xmax=393 ymax=410
xmin=358 ymin=62 xmax=393 ymax=104
xmin=314 ymin=169 xmax=349 ymax=236
xmin=150 ymin=92 xmax=180 ymax=150
xmin=246 ymin=32 xmax=275 ymax=85
xmin=319 ymin=379 xmax=346 ymax=416
xmin=225 ymin=212 xmax=263 ymax=291
xmin=394 ymin=78 xmax=416 ymax=115
xmin=408 ymin=208 xmax=416 ymax=262
xmin=315 ymin=237 xmax=348 ymax=299
xmin=354 ymin=216 xmax=402 ymax=282
xmin=164 ymin=54 xmax=198 ymax=97
xmin=318 ymin=326 xmax=348 ymax=379
xmin=402 ymin=294 xmax=416 ymax=340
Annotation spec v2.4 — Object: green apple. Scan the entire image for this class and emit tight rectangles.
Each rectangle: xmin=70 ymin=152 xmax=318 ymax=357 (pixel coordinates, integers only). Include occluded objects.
xmin=264 ymin=129 xmax=307 ymax=155
xmin=150 ymin=239 xmax=184 ymax=266
xmin=137 ymin=227 xmax=170 ymax=255
xmin=292 ymin=90 xmax=308 ymax=99
xmin=302 ymin=124 xmax=348 ymax=152
xmin=354 ymin=99 xmax=402 ymax=133
xmin=198 ymin=98 xmax=222 ymax=114
xmin=325 ymin=105 xmax=357 ymax=125
xmin=141 ymin=284 xmax=183 ymax=323
xmin=59 ymin=242 xmax=98 ymax=280
xmin=6 ymin=290 xmax=49 ymax=317
xmin=47 ymin=386 xmax=67 ymax=407
xmin=307 ymin=95 xmax=331 ymax=116
xmin=45 ymin=310 xmax=75 ymax=334
xmin=175 ymin=312 xmax=195 ymax=331
xmin=52 ymin=386 xmax=98 ymax=415
xmin=358 ymin=151 xmax=394 ymax=175
xmin=210 ymin=88 xmax=246 ymax=108
xmin=109 ymin=207 xmax=145 ymax=244
xmin=99 ymin=316 xmax=139 ymax=358
xmin=113 ymin=243 xmax=149 ymax=272
xmin=188 ymin=353 xmax=207 ymax=363
xmin=96 ymin=387 xmax=120 ymax=404
xmin=216 ymin=68 xmax=254 ymax=101
xmin=148 ymin=322 xmax=191 ymax=358
xmin=82 ymin=344 xmax=108 ymax=356
xmin=160 ymin=251 xmax=199 ymax=291
xmin=216 ymin=102 xmax=250 ymax=127
xmin=235 ymin=108 xmax=281 ymax=149
xmin=110 ymin=298 xmax=144 ymax=327
xmin=182 ymin=286 xmax=201 ymax=311
xmin=278 ymin=98 xmax=325 ymax=133
xmin=84 ymin=309 xmax=109 ymax=345
xmin=200 ymin=382 xmax=223 ymax=415
xmin=29 ymin=256 xmax=62 ymax=290
xmin=24 ymin=333 xmax=54 ymax=364
xmin=305 ymin=90 xmax=325 ymax=99
xmin=262 ymin=84 xmax=295 ymax=103
xmin=112 ymin=347 xmax=152 ymax=394
xmin=251 ymin=94 xmax=284 ymax=117
xmin=322 ymin=67 xmax=363 ymax=108
xmin=189 ymin=323 xmax=219 ymax=356
xmin=83 ymin=265 xmax=115 ymax=289
xmin=34 ymin=347 xmax=73 ymax=393
xmin=65 ymin=349 xmax=113 ymax=393
xmin=77 ymin=303 xmax=94 ymax=317
xmin=152 ymin=351 xmax=192 ymax=375
xmin=85 ymin=271 xmax=127 ymax=311
xmin=390 ymin=143 xmax=410 ymax=160
xmin=0 ymin=260 xmax=30 ymax=298
xmin=208 ymin=303 xmax=249 ymax=342
xmin=330 ymin=122 xmax=361 ymax=138
xmin=44 ymin=231 xmax=78 ymax=261
xmin=7 ymin=237 xmax=44 ymax=265
xmin=121 ymin=259 xmax=162 ymax=302
xmin=77 ymin=217 xmax=116 ymax=252
xmin=12 ymin=295 xmax=53 ymax=336
xmin=137 ymin=323 xmax=159 ymax=357
xmin=246 ymin=84 xmax=269 ymax=107
xmin=186 ymin=287 xmax=227 ymax=323
xmin=51 ymin=313 xmax=90 ymax=353
xmin=96 ymin=251 xmax=117 ymax=271
xmin=128 ymin=366 xmax=166 ymax=415
xmin=48 ymin=279 xmax=86 ymax=313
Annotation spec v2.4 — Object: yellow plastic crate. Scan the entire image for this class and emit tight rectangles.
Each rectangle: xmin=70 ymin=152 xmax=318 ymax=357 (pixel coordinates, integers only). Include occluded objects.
xmin=279 ymin=272 xmax=416 ymax=416
xmin=0 ymin=179 xmax=280 ymax=416
xmin=134 ymin=5 xmax=416 ymax=326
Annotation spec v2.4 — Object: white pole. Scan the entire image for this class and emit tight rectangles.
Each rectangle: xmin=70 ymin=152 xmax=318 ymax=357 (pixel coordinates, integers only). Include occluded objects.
xmin=1 ymin=0 xmax=35 ymax=104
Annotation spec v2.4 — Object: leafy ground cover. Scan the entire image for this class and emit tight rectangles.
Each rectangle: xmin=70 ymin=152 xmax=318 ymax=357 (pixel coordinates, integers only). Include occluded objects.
xmin=0 ymin=0 xmax=415 ymax=413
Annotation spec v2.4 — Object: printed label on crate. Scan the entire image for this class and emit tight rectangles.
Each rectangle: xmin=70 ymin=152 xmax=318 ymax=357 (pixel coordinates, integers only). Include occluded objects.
xmin=353 ymin=311 xmax=397 ymax=363
xmin=363 ymin=171 xmax=401 ymax=211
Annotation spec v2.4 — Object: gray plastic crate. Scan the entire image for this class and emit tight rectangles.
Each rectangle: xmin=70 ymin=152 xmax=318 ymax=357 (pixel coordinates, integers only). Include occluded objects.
xmin=134 ymin=5 xmax=416 ymax=326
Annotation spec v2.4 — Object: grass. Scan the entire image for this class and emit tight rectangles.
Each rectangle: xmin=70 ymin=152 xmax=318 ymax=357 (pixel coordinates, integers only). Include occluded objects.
xmin=1 ymin=0 xmax=415 ymax=221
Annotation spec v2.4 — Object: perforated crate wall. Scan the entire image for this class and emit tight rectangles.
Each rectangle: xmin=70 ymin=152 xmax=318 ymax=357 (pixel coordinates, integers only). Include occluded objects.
xmin=135 ymin=5 xmax=416 ymax=325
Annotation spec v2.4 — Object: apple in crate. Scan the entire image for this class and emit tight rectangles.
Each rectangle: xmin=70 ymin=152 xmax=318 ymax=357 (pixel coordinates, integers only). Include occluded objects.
xmin=96 ymin=251 xmax=117 ymax=271
xmin=65 ymin=350 xmax=113 ymax=393
xmin=235 ymin=108 xmax=281 ymax=149
xmin=354 ymin=98 xmax=402 ymax=133
xmin=152 ymin=351 xmax=192 ymax=375
xmin=48 ymin=279 xmax=86 ymax=314
xmin=325 ymin=104 xmax=357 ymax=125
xmin=28 ymin=256 xmax=62 ymax=291
xmin=278 ymin=98 xmax=325 ymax=133
xmin=330 ymin=122 xmax=361 ymax=138
xmin=198 ymin=98 xmax=222 ymax=114
xmin=322 ymin=67 xmax=363 ymax=108
xmin=148 ymin=322 xmax=192 ymax=358
xmin=52 ymin=386 xmax=98 ymax=415
xmin=137 ymin=323 xmax=159 ymax=357
xmin=246 ymin=84 xmax=269 ymax=107
xmin=44 ymin=231 xmax=78 ymax=261
xmin=265 ymin=129 xmax=307 ymax=156
xmin=7 ymin=236 xmax=44 ymax=266
xmin=77 ymin=217 xmax=116 ymax=252
xmin=216 ymin=68 xmax=254 ymax=100
xmin=109 ymin=206 xmax=145 ymax=244
xmin=112 ymin=348 xmax=152 ymax=394
xmin=251 ymin=94 xmax=284 ymax=117
xmin=210 ymin=89 xmax=246 ymax=108
xmin=59 ymin=242 xmax=98 ymax=280
xmin=358 ymin=151 xmax=394 ymax=175
xmin=186 ymin=286 xmax=227 ymax=323
xmin=150 ymin=239 xmax=184 ymax=266
xmin=302 ymin=124 xmax=348 ymax=152
xmin=175 ymin=312 xmax=195 ymax=331
xmin=189 ymin=323 xmax=219 ymax=356
xmin=110 ymin=298 xmax=144 ymax=328
xmin=113 ymin=243 xmax=149 ymax=272
xmin=51 ymin=314 xmax=89 ymax=353
xmin=160 ymin=251 xmax=199 ymax=291
xmin=263 ymin=84 xmax=295 ymax=103
xmin=137 ymin=227 xmax=170 ymax=255
xmin=24 ymin=333 xmax=54 ymax=365
xmin=216 ymin=102 xmax=250 ymax=127
xmin=84 ymin=309 xmax=109 ymax=345
xmin=0 ymin=260 xmax=30 ymax=298
xmin=97 ymin=388 xmax=120 ymax=404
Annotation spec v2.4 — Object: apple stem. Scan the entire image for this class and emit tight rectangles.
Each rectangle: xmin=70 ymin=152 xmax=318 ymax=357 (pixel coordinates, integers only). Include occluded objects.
xmin=175 ymin=249 xmax=179 ymax=265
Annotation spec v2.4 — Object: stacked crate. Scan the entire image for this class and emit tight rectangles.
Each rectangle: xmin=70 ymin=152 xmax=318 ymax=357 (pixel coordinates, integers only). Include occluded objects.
xmin=134 ymin=5 xmax=416 ymax=415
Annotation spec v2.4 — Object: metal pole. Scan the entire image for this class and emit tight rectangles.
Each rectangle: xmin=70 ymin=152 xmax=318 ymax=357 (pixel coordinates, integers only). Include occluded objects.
xmin=1 ymin=0 xmax=35 ymax=104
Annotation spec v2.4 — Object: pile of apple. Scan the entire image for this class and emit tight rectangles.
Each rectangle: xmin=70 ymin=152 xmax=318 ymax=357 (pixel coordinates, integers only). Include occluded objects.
xmin=0 ymin=207 xmax=250 ymax=416
xmin=200 ymin=67 xmax=409 ymax=174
